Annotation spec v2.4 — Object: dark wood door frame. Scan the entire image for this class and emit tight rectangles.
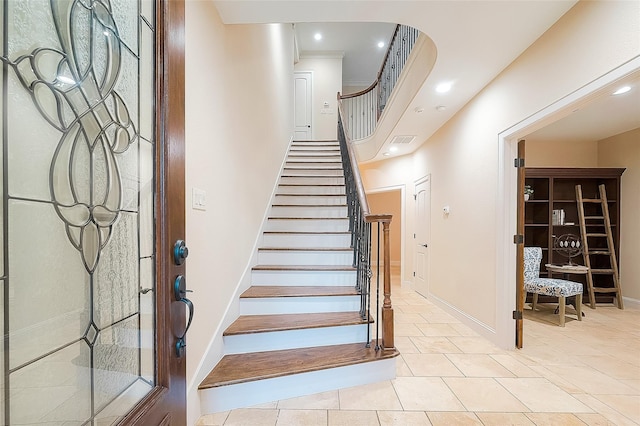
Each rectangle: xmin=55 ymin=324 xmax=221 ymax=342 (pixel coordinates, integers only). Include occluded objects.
xmin=122 ymin=0 xmax=187 ymax=424
xmin=515 ymin=140 xmax=525 ymax=349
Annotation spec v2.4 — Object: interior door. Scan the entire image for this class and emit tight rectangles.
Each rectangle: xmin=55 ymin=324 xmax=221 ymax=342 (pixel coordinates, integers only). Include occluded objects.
xmin=515 ymin=140 xmax=526 ymax=349
xmin=0 ymin=0 xmax=187 ymax=424
xmin=414 ymin=177 xmax=431 ymax=297
xmin=294 ymin=71 xmax=312 ymax=140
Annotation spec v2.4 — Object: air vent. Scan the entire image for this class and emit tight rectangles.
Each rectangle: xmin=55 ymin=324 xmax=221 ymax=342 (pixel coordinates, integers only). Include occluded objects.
xmin=390 ymin=135 xmax=415 ymax=145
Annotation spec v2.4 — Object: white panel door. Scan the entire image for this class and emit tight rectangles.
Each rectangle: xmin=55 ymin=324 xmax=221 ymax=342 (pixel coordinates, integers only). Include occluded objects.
xmin=294 ymin=72 xmax=312 ymax=140
xmin=414 ymin=177 xmax=431 ymax=297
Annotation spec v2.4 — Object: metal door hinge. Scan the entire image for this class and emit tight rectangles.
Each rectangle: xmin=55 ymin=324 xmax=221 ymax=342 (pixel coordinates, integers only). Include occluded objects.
xmin=413 ymin=271 xmax=416 ymax=277
xmin=514 ymin=158 xmax=525 ymax=168
xmin=512 ymin=310 xmax=523 ymax=320
xmin=513 ymin=234 xmax=524 ymax=244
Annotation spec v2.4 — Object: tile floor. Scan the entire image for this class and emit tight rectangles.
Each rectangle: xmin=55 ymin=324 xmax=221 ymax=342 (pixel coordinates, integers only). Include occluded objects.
xmin=197 ymin=270 xmax=640 ymax=425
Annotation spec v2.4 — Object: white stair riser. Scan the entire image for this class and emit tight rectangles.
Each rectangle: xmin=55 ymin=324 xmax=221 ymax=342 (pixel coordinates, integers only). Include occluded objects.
xmin=261 ymin=233 xmax=351 ymax=248
xmin=223 ymin=324 xmax=368 ymax=354
xmin=286 ymin=156 xmax=342 ymax=163
xmin=280 ymin=176 xmax=345 ymax=185
xmin=285 ymin=163 xmax=342 ymax=170
xmin=274 ymin=194 xmax=346 ymax=204
xmin=251 ymin=270 xmax=356 ymax=286
xmin=291 ymin=143 xmax=339 ymax=148
xmin=265 ymin=219 xmax=349 ymax=232
xmin=199 ymin=358 xmax=396 ymax=413
xmin=239 ymin=295 xmax=359 ymax=315
xmin=288 ymin=151 xmax=341 ymax=157
xmin=270 ymin=205 xmax=347 ymax=218
xmin=257 ymin=250 xmax=353 ymax=266
xmin=277 ymin=185 xmax=345 ymax=195
xmin=282 ymin=168 xmax=343 ymax=176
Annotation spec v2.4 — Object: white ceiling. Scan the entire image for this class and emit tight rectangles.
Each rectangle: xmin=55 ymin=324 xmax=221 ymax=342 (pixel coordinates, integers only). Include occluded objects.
xmin=211 ymin=1 xmax=640 ymax=161
xmin=295 ymin=22 xmax=397 ymax=88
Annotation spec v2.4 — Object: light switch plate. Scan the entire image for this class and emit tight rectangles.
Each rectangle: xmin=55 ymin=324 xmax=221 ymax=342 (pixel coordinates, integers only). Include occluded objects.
xmin=192 ymin=187 xmax=206 ymax=211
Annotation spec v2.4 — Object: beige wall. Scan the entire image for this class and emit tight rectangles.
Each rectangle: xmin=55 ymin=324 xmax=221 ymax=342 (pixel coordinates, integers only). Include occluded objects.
xmin=342 ymin=85 xmax=369 ymax=96
xmin=185 ymin=3 xmax=294 ymax=421
xmin=526 ymin=140 xmax=598 ymax=167
xmin=368 ymin=190 xmax=402 ymax=265
xmin=294 ymin=56 xmax=343 ymax=140
xmin=361 ymin=1 xmax=639 ymax=331
xmin=598 ymin=128 xmax=640 ymax=301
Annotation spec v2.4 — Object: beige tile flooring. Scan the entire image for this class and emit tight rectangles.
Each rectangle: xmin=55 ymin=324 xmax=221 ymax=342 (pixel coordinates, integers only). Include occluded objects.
xmin=197 ymin=272 xmax=640 ymax=425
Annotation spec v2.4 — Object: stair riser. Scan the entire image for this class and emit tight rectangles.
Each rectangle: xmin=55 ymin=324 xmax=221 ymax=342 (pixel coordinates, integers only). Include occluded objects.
xmin=199 ymin=358 xmax=396 ymax=413
xmin=291 ymin=142 xmax=339 ymax=147
xmin=265 ymin=219 xmax=349 ymax=232
xmin=275 ymin=194 xmax=346 ymax=204
xmin=251 ymin=270 xmax=357 ymax=286
xmin=257 ymin=250 xmax=353 ymax=266
xmin=279 ymin=176 xmax=345 ymax=185
xmin=270 ymin=205 xmax=347 ymax=218
xmin=239 ymin=295 xmax=359 ymax=314
xmin=282 ymin=168 xmax=343 ymax=176
xmin=277 ymin=185 xmax=345 ymax=195
xmin=288 ymin=151 xmax=341 ymax=157
xmin=285 ymin=163 xmax=343 ymax=170
xmin=286 ymin=158 xmax=342 ymax=164
xmin=223 ymin=324 xmax=368 ymax=354
xmin=261 ymin=233 xmax=351 ymax=248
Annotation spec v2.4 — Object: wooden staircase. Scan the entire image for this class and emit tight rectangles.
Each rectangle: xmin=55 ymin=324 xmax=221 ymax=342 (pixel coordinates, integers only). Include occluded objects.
xmin=198 ymin=141 xmax=398 ymax=413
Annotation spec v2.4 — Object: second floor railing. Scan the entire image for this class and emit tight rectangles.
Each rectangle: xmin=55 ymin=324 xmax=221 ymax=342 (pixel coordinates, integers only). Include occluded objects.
xmin=339 ymin=24 xmax=420 ymax=141
xmin=337 ymin=101 xmax=394 ymax=351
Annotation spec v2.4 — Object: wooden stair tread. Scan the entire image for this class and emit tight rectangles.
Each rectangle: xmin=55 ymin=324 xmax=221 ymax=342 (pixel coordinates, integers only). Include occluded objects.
xmin=258 ymin=247 xmax=352 ymax=252
xmin=263 ymin=230 xmax=350 ymax=234
xmin=224 ymin=311 xmax=368 ymax=336
xmin=252 ymin=264 xmax=356 ymax=271
xmin=241 ymin=285 xmax=358 ymax=298
xmin=198 ymin=342 xmax=399 ymax=389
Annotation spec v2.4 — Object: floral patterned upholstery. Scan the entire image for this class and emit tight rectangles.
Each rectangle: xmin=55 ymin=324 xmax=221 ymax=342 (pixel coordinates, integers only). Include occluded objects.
xmin=523 ymin=247 xmax=583 ymax=297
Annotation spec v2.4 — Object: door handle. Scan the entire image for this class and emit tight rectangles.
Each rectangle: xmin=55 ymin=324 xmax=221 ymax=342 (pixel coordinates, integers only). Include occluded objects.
xmin=174 ymin=275 xmax=194 ymax=357
xmin=421 ymin=243 xmax=428 ymax=248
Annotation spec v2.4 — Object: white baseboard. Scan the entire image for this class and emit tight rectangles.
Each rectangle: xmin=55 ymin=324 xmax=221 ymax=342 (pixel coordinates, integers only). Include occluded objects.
xmin=623 ymin=296 xmax=640 ymax=309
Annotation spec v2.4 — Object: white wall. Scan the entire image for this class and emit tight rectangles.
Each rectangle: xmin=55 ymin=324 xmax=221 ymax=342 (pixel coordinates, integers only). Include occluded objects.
xmin=598 ymin=128 xmax=640 ymax=302
xmin=361 ymin=1 xmax=639 ymax=340
xmin=294 ymin=55 xmax=343 ymax=140
xmin=184 ymin=3 xmax=294 ymax=422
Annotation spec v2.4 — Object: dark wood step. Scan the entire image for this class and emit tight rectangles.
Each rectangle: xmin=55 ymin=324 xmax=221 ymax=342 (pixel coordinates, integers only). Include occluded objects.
xmin=198 ymin=342 xmax=399 ymax=389
xmin=241 ymin=285 xmax=357 ymax=298
xmin=224 ymin=311 xmax=367 ymax=336
xmin=258 ymin=247 xmax=351 ymax=252
xmin=252 ymin=265 xmax=355 ymax=271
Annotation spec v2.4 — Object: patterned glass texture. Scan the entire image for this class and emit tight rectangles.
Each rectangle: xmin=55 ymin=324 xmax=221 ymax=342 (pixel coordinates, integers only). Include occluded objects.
xmin=2 ymin=0 xmax=156 ymax=423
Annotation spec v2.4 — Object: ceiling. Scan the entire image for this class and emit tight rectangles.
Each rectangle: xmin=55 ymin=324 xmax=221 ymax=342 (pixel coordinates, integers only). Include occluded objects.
xmin=294 ymin=22 xmax=397 ymax=88
xmin=212 ymin=1 xmax=639 ymax=160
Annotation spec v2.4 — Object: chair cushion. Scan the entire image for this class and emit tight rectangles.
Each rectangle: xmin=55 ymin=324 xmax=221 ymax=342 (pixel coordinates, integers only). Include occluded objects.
xmin=525 ymin=278 xmax=583 ymax=298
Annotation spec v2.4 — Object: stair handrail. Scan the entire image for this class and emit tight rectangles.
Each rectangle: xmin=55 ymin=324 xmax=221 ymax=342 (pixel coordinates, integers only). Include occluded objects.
xmin=339 ymin=24 xmax=420 ymax=140
xmin=337 ymin=99 xmax=394 ymax=351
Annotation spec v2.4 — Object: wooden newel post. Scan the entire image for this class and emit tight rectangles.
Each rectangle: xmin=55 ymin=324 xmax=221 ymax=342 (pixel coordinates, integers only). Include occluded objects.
xmin=381 ymin=220 xmax=394 ymax=349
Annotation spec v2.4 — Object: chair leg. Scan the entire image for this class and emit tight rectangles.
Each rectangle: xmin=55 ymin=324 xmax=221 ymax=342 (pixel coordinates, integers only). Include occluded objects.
xmin=532 ymin=293 xmax=538 ymax=311
xmin=575 ymin=293 xmax=582 ymax=321
xmin=559 ymin=296 xmax=566 ymax=327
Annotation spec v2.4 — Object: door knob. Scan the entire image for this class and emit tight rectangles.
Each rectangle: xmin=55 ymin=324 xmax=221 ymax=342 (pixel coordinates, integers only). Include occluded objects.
xmin=173 ymin=239 xmax=189 ymax=265
xmin=421 ymin=243 xmax=428 ymax=248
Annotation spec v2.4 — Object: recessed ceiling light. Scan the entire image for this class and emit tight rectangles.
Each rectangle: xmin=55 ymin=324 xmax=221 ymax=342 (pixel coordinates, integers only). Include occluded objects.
xmin=382 ymin=152 xmax=391 ymax=157
xmin=377 ymin=41 xmax=385 ymax=48
xmin=389 ymin=146 xmax=398 ymax=152
xmin=314 ymin=33 xmax=322 ymax=41
xmin=613 ymin=86 xmax=631 ymax=95
xmin=436 ymin=82 xmax=452 ymax=93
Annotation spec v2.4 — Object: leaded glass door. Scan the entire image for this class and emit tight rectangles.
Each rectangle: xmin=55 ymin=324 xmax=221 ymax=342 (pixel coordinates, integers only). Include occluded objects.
xmin=0 ymin=0 xmax=187 ymax=424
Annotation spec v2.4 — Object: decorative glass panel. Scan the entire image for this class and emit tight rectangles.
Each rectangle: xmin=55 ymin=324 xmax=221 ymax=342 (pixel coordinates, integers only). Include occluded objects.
xmin=2 ymin=0 xmax=156 ymax=423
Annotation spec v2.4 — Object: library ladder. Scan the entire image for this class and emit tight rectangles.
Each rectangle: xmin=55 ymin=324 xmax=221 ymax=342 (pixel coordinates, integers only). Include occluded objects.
xmin=575 ymin=184 xmax=623 ymax=309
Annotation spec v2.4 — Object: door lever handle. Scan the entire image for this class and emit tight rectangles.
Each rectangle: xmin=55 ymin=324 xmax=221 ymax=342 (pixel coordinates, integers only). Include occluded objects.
xmin=421 ymin=243 xmax=428 ymax=248
xmin=174 ymin=275 xmax=194 ymax=357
